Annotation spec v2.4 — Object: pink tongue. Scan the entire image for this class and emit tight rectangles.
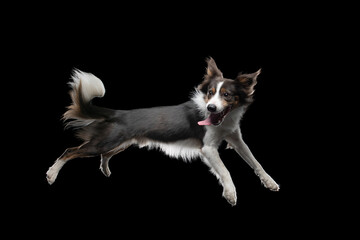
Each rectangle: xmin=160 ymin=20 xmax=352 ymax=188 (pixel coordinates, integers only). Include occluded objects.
xmin=198 ymin=117 xmax=212 ymax=126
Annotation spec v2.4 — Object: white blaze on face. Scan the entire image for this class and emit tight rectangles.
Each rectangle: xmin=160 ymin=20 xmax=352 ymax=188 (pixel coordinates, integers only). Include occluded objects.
xmin=207 ymin=81 xmax=224 ymax=113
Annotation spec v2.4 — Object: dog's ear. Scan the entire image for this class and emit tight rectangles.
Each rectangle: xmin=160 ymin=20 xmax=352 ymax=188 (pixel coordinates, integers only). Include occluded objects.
xmin=198 ymin=57 xmax=223 ymax=93
xmin=205 ymin=57 xmax=223 ymax=79
xmin=236 ymin=69 xmax=261 ymax=96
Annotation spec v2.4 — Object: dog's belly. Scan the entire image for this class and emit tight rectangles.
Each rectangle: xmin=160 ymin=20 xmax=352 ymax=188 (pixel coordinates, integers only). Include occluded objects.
xmin=139 ymin=138 xmax=203 ymax=161
xmin=115 ymin=138 xmax=203 ymax=162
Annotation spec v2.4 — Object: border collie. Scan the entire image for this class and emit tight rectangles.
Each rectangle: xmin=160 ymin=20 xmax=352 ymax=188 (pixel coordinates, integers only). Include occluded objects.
xmin=46 ymin=57 xmax=279 ymax=205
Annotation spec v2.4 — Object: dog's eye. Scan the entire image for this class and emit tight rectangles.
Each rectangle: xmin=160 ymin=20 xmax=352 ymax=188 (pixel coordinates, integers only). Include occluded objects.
xmin=223 ymin=92 xmax=232 ymax=101
xmin=208 ymin=90 xmax=213 ymax=95
xmin=224 ymin=92 xmax=232 ymax=98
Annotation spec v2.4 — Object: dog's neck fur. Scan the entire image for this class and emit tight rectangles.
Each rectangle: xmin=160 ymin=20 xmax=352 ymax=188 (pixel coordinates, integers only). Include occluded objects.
xmin=190 ymin=88 xmax=207 ymax=119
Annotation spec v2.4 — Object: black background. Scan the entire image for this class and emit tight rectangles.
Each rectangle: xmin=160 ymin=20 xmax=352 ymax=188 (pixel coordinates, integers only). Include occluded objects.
xmin=4 ymin=3 xmax=355 ymax=238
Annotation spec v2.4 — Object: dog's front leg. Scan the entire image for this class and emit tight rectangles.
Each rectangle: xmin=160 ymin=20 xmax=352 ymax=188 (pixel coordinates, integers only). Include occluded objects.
xmin=225 ymin=128 xmax=280 ymax=191
xmin=201 ymin=145 xmax=237 ymax=206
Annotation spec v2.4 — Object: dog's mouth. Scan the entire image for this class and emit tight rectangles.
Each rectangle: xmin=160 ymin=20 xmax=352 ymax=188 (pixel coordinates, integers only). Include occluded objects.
xmin=198 ymin=106 xmax=231 ymax=126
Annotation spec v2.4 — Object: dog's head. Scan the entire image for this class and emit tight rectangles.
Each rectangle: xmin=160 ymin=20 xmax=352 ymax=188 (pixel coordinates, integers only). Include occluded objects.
xmin=197 ymin=57 xmax=260 ymax=126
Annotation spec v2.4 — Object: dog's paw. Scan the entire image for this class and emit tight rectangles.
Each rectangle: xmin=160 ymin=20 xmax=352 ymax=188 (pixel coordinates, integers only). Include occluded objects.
xmin=256 ymin=170 xmax=280 ymax=191
xmin=261 ymin=177 xmax=280 ymax=191
xmin=223 ymin=188 xmax=237 ymax=206
xmin=46 ymin=167 xmax=58 ymax=185
xmin=100 ymin=165 xmax=111 ymax=177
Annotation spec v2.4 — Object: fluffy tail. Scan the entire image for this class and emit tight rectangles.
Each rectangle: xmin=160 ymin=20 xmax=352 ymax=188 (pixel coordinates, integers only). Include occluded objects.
xmin=63 ymin=69 xmax=108 ymax=129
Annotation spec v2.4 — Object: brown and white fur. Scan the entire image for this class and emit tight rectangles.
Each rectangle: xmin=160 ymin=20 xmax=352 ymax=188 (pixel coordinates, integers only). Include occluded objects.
xmin=46 ymin=57 xmax=279 ymax=206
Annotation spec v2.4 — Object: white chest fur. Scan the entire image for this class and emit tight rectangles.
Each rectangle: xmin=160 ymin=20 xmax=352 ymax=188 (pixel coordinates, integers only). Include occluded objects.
xmin=203 ymin=107 xmax=245 ymax=147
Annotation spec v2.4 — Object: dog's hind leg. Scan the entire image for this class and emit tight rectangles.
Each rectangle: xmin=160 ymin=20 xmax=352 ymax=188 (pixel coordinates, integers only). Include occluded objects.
xmin=46 ymin=141 xmax=105 ymax=185
xmin=100 ymin=153 xmax=113 ymax=177
xmin=100 ymin=142 xmax=132 ymax=177
xmin=47 ymin=147 xmax=79 ymax=185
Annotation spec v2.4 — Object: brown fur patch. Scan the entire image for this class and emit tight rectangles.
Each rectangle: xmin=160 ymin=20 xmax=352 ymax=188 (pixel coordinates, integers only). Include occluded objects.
xmin=233 ymin=96 xmax=240 ymax=107
xmin=221 ymin=99 xmax=231 ymax=108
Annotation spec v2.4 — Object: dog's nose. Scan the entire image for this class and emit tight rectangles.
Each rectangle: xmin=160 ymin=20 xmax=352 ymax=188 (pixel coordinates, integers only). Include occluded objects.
xmin=207 ymin=104 xmax=217 ymax=112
